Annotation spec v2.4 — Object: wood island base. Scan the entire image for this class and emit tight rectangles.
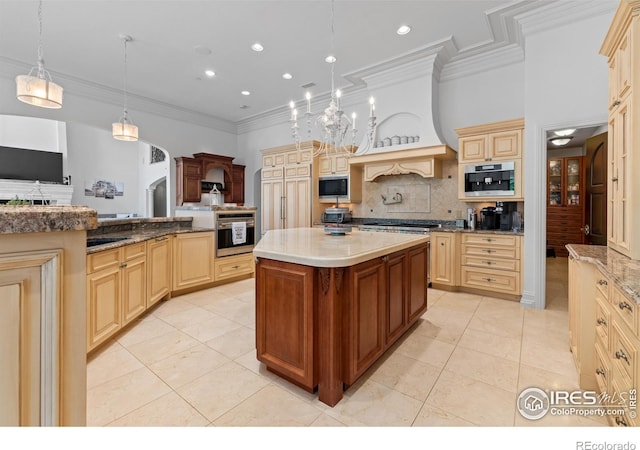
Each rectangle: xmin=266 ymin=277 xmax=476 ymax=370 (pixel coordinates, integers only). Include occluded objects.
xmin=255 ymin=242 xmax=428 ymax=406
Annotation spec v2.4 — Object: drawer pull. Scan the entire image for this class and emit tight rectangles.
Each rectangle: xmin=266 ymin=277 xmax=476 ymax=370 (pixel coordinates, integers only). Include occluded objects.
xmin=596 ymin=318 xmax=607 ymax=326
xmin=618 ymin=301 xmax=633 ymax=312
xmin=615 ymin=349 xmax=630 ymax=365
xmin=597 ymin=279 xmax=608 ymax=286
xmin=119 ymin=263 xmax=128 ymax=268
xmin=483 ymin=238 xmax=494 ymax=242
xmin=155 ymin=236 xmax=169 ymax=242
xmin=595 ymin=368 xmax=606 ymax=377
xmin=612 ymin=177 xmax=619 ymax=183
xmin=615 ymin=416 xmax=628 ymax=427
xmin=613 ymin=100 xmax=621 ymax=107
xmin=482 ymin=249 xmax=495 ymax=253
xmin=232 ymin=265 xmax=240 ymax=269
xmin=483 ymin=277 xmax=496 ymax=282
xmin=483 ymin=261 xmax=494 ymax=265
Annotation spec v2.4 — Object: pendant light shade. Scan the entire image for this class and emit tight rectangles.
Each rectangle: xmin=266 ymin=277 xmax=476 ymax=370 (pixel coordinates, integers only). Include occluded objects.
xmin=16 ymin=1 xmax=63 ymax=109
xmin=112 ymin=34 xmax=138 ymax=142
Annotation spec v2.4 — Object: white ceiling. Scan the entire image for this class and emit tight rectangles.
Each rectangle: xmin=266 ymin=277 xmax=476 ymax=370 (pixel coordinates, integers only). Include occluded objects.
xmin=0 ymin=1 xmax=616 ymax=127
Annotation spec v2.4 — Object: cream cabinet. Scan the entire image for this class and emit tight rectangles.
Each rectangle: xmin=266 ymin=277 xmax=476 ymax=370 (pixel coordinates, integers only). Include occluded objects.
xmin=456 ymin=118 xmax=524 ymax=201
xmin=86 ymin=242 xmax=147 ymax=352
xmin=430 ymin=232 xmax=459 ymax=287
xmin=172 ymin=231 xmax=214 ymax=291
xmin=147 ymin=235 xmax=172 ymax=307
xmin=460 ymin=233 xmax=522 ymax=296
xmin=214 ymin=253 xmax=255 ymax=281
xmin=318 ymin=153 xmax=350 ymax=176
xmin=601 ymin=1 xmax=640 ymax=259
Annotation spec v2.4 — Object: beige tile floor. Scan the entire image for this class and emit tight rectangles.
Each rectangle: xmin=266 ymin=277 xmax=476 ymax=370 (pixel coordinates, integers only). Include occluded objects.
xmin=87 ymin=256 xmax=608 ymax=427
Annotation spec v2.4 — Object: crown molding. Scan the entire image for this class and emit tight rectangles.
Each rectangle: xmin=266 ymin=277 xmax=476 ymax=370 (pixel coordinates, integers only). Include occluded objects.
xmin=440 ymin=43 xmax=524 ymax=82
xmin=0 ymin=56 xmax=238 ymax=135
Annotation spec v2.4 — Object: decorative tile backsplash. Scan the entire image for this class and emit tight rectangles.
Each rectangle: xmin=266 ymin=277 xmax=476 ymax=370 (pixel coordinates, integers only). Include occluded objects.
xmin=351 ymin=160 xmax=471 ymax=220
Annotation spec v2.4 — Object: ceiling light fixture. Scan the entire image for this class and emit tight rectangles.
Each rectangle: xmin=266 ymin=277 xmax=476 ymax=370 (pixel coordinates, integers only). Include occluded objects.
xmin=554 ymin=128 xmax=576 ymax=137
xmin=15 ymin=0 xmax=63 ymax=109
xmin=397 ymin=25 xmax=411 ymax=35
xmin=549 ymin=137 xmax=573 ymax=146
xmin=112 ymin=34 xmax=138 ymax=142
xmin=282 ymin=73 xmax=293 ymax=80
xmin=289 ymin=0 xmax=376 ymax=156
xmin=241 ymin=90 xmax=251 ymax=96
xmin=251 ymin=43 xmax=264 ymax=52
xmin=205 ymin=69 xmax=216 ymax=78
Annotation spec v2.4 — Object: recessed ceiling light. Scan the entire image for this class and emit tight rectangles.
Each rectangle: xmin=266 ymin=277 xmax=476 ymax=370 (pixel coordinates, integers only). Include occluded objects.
xmin=204 ymin=69 xmax=215 ymax=78
xmin=194 ymin=45 xmax=212 ymax=55
xmin=241 ymin=90 xmax=251 ymax=96
xmin=251 ymin=43 xmax=264 ymax=52
xmin=397 ymin=25 xmax=411 ymax=35
xmin=554 ymin=128 xmax=576 ymax=137
xmin=282 ymin=73 xmax=293 ymax=80
xmin=240 ymin=105 xmax=250 ymax=109
xmin=325 ymin=55 xmax=336 ymax=63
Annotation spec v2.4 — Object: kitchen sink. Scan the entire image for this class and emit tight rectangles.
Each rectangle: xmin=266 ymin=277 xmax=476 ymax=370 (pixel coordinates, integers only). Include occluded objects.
xmin=86 ymin=237 xmax=131 ymax=247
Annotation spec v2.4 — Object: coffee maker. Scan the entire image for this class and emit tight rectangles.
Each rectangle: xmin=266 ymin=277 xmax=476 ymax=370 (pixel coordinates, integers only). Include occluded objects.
xmin=480 ymin=206 xmax=497 ymax=230
xmin=496 ymin=202 xmax=518 ymax=231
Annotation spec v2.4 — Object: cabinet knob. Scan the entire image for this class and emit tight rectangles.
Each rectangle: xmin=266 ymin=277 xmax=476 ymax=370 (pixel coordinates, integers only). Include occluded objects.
xmin=596 ymin=317 xmax=607 ymax=326
xmin=597 ymin=279 xmax=608 ymax=286
xmin=232 ymin=265 xmax=240 ymax=269
xmin=483 ymin=261 xmax=494 ymax=265
xmin=615 ymin=349 xmax=630 ymax=365
xmin=618 ymin=301 xmax=633 ymax=312
xmin=612 ymin=177 xmax=619 ymax=182
xmin=595 ymin=368 xmax=606 ymax=377
xmin=615 ymin=416 xmax=628 ymax=427
xmin=612 ymin=100 xmax=621 ymax=107
xmin=484 ymin=277 xmax=495 ymax=282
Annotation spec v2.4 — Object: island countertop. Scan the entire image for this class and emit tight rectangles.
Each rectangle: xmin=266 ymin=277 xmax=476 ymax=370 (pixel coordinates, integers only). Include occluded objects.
xmin=0 ymin=205 xmax=98 ymax=234
xmin=253 ymin=227 xmax=429 ymax=268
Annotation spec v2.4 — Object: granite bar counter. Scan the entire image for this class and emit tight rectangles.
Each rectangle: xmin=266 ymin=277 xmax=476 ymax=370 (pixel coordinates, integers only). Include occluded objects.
xmin=254 ymin=227 xmax=429 ymax=407
xmin=0 ymin=205 xmax=97 ymax=234
xmin=566 ymin=244 xmax=640 ymax=303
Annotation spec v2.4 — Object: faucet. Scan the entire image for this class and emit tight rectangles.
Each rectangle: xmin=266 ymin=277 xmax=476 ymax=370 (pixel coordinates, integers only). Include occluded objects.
xmin=382 ymin=192 xmax=403 ymax=205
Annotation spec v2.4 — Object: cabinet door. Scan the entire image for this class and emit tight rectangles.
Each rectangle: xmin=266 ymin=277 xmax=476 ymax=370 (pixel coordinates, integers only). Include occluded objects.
xmin=172 ymin=232 xmax=214 ymax=291
xmin=87 ymin=265 xmax=121 ymax=351
xmin=407 ymin=243 xmax=428 ymax=322
xmin=317 ymin=156 xmax=334 ymax=177
xmin=386 ymin=251 xmax=406 ymax=344
xmin=565 ymin=158 xmax=582 ymax=207
xmin=490 ymin=129 xmax=521 ymax=160
xmin=231 ymin=164 xmax=245 ymax=204
xmin=147 ymin=236 xmax=171 ymax=307
xmin=608 ymin=98 xmax=631 ymax=254
xmin=261 ymin=178 xmax=284 ymax=235
xmin=284 ymin=176 xmax=311 ymax=229
xmin=432 ymin=233 xmax=456 ymax=285
xmin=459 ymin=136 xmax=487 ymax=161
xmin=344 ymin=257 xmax=385 ymax=384
xmin=122 ymin=256 xmax=146 ymax=326
xmin=548 ymin=159 xmax=562 ymax=206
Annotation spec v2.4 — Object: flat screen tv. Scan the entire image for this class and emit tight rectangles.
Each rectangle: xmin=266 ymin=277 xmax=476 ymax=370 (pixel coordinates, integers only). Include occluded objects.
xmin=0 ymin=146 xmax=63 ymax=184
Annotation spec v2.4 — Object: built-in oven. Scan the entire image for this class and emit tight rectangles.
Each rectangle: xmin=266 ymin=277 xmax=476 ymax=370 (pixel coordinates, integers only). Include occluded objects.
xmin=214 ymin=210 xmax=256 ymax=257
xmin=318 ymin=176 xmax=348 ymax=199
xmin=463 ymin=161 xmax=515 ymax=197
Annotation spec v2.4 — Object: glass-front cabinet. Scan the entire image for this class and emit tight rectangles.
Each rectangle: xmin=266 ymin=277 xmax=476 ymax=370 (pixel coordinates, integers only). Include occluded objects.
xmin=548 ymin=157 xmax=583 ymax=207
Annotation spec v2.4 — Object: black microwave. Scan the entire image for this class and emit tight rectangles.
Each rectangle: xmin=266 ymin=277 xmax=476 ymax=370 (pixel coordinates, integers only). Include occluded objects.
xmin=319 ymin=176 xmax=348 ymax=198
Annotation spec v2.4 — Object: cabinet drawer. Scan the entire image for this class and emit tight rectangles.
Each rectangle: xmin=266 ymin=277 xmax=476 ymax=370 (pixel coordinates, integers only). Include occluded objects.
xmin=262 ymin=167 xmax=284 ymax=180
xmin=611 ymin=285 xmax=637 ymax=336
xmin=595 ymin=296 xmax=610 ymax=351
xmin=460 ymin=266 xmax=520 ymax=295
xmin=462 ymin=244 xmax=519 ymax=260
xmin=609 ymin=376 xmax=637 ymax=427
xmin=214 ymin=254 xmax=255 ymax=281
xmin=595 ymin=341 xmax=610 ymax=395
xmin=611 ymin=321 xmax=637 ymax=385
xmin=461 ymin=255 xmax=519 ymax=272
xmin=123 ymin=242 xmax=146 ymax=261
xmin=594 ymin=269 xmax=609 ymax=301
xmin=87 ymin=248 xmax=120 ymax=273
xmin=461 ymin=233 xmax=519 ymax=248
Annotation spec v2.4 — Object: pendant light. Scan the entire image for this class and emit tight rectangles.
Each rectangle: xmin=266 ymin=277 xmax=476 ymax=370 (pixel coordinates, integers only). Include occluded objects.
xmin=112 ymin=34 xmax=138 ymax=141
xmin=15 ymin=0 xmax=63 ymax=109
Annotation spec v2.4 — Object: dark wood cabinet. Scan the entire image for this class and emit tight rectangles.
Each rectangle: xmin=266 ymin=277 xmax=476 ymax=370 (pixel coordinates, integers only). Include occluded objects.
xmin=175 ymin=153 xmax=245 ymax=206
xmin=175 ymin=157 xmax=202 ymax=204
xmin=547 ymin=157 xmax=585 ymax=257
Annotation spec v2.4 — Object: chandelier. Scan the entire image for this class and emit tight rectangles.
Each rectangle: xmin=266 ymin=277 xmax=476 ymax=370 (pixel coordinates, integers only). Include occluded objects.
xmin=289 ymin=0 xmax=376 ymax=156
xmin=112 ymin=34 xmax=139 ymax=142
xmin=15 ymin=0 xmax=63 ymax=109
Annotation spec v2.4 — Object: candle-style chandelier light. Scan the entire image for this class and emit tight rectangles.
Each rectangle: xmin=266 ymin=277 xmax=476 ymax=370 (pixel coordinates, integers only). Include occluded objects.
xmin=289 ymin=0 xmax=377 ymax=156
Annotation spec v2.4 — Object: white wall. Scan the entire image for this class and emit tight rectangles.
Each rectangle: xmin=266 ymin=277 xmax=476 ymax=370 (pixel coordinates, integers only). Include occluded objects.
xmin=522 ymin=12 xmax=613 ymax=308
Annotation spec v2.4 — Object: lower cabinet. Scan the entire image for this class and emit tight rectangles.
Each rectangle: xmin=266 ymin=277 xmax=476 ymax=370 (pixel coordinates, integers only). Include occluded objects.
xmin=431 ymin=232 xmax=458 ymax=286
xmin=214 ymin=253 xmax=255 ymax=281
xmin=86 ymin=242 xmax=147 ymax=352
xmin=147 ymin=235 xmax=172 ymax=307
xmin=172 ymin=232 xmax=214 ymax=291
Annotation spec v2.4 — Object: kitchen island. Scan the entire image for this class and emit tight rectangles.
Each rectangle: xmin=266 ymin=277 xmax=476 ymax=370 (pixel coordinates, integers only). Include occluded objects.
xmin=253 ymin=227 xmax=429 ymax=406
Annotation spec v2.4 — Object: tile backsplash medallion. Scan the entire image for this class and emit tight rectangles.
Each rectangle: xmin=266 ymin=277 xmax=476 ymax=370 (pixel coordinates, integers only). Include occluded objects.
xmin=351 ymin=160 xmax=474 ymax=220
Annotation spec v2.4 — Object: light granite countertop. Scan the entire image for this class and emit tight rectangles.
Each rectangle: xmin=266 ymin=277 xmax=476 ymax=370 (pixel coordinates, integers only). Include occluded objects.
xmin=430 ymin=227 xmax=524 ymax=236
xmin=566 ymin=244 xmax=640 ymax=304
xmin=253 ymin=227 xmax=429 ymax=268
xmin=0 ymin=205 xmax=98 ymax=234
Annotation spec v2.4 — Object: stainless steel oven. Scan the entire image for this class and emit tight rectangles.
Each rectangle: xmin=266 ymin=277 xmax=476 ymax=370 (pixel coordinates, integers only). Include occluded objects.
xmin=214 ymin=210 xmax=256 ymax=257
xmin=463 ymin=161 xmax=515 ymax=197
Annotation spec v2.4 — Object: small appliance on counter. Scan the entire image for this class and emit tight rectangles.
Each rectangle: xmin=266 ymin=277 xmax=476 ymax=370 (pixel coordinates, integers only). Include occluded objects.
xmin=322 ymin=207 xmax=352 ymax=224
xmin=480 ymin=206 xmax=497 ymax=230
xmin=496 ymin=201 xmax=518 ymax=231
xmin=467 ymin=208 xmax=477 ymax=231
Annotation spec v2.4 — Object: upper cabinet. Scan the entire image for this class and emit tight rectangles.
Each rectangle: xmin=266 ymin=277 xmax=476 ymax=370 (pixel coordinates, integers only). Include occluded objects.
xmin=601 ymin=0 xmax=640 ymax=259
xmin=175 ymin=157 xmax=202 ymax=204
xmin=456 ymin=118 xmax=525 ymax=201
xmin=318 ymin=153 xmax=350 ymax=176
